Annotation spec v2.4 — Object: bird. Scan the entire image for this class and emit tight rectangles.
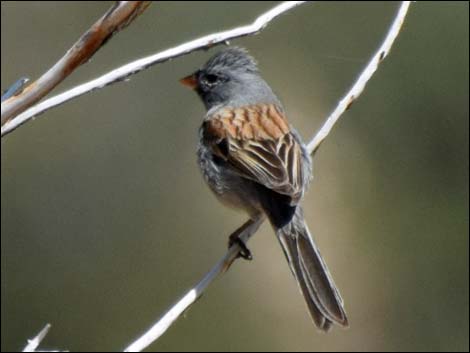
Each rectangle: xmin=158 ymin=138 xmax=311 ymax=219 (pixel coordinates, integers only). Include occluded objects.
xmin=180 ymin=47 xmax=348 ymax=331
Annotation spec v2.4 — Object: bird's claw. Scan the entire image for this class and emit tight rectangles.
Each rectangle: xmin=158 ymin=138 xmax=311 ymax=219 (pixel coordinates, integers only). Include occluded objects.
xmin=229 ymin=236 xmax=253 ymax=261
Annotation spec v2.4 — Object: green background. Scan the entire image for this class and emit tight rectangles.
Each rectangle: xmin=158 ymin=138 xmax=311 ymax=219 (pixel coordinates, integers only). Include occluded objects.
xmin=1 ymin=2 xmax=468 ymax=351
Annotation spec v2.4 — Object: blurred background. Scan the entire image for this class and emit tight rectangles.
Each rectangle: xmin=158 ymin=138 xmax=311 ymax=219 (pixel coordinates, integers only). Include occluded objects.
xmin=1 ymin=2 xmax=468 ymax=352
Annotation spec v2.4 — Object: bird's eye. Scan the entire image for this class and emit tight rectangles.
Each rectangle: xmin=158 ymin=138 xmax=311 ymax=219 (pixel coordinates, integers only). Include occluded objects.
xmin=204 ymin=74 xmax=219 ymax=85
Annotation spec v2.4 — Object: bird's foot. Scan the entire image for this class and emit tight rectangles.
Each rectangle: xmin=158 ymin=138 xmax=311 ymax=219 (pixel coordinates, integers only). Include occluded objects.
xmin=228 ymin=234 xmax=253 ymax=261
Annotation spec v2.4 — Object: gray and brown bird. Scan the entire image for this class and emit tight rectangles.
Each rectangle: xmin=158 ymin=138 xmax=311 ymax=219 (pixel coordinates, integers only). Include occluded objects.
xmin=181 ymin=47 xmax=348 ymax=331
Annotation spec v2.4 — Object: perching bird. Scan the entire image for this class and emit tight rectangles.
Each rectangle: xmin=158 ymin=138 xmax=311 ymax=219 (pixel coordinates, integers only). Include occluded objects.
xmin=180 ymin=47 xmax=348 ymax=331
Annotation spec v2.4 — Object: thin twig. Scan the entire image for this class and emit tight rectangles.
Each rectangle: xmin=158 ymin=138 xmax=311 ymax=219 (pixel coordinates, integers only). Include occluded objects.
xmin=307 ymin=1 xmax=411 ymax=155
xmin=124 ymin=218 xmax=264 ymax=352
xmin=123 ymin=2 xmax=411 ymax=352
xmin=1 ymin=1 xmax=306 ymax=137
xmin=22 ymin=324 xmax=53 ymax=352
xmin=1 ymin=1 xmax=151 ymax=126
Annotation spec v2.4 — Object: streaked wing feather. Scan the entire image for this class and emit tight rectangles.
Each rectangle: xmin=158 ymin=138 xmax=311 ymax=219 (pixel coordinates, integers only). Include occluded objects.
xmin=228 ymin=131 xmax=304 ymax=202
xmin=204 ymin=104 xmax=305 ymax=202
xmin=229 ymin=139 xmax=288 ymax=188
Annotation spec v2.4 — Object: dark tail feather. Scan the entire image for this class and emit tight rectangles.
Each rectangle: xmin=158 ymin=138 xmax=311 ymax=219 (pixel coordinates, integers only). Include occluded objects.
xmin=275 ymin=207 xmax=348 ymax=331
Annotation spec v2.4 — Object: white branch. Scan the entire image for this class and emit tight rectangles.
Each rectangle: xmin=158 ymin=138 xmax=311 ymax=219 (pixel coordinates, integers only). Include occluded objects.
xmin=1 ymin=1 xmax=306 ymax=137
xmin=1 ymin=1 xmax=151 ymax=126
xmin=308 ymin=1 xmax=411 ymax=154
xmin=22 ymin=323 xmax=62 ymax=352
xmin=125 ymin=218 xmax=264 ymax=352
xmin=123 ymin=2 xmax=411 ymax=352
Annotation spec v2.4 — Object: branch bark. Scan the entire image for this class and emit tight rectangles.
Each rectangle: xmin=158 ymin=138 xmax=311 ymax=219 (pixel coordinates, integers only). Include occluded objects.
xmin=124 ymin=218 xmax=265 ymax=352
xmin=307 ymin=0 xmax=411 ymax=155
xmin=22 ymin=323 xmax=62 ymax=352
xmin=1 ymin=1 xmax=151 ymax=127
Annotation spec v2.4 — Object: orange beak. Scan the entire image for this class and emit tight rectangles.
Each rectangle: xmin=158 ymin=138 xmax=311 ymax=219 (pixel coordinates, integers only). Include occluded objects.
xmin=179 ymin=73 xmax=198 ymax=89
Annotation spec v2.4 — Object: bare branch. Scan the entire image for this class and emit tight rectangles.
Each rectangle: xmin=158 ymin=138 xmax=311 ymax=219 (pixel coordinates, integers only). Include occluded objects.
xmin=308 ymin=1 xmax=411 ymax=155
xmin=1 ymin=1 xmax=306 ymax=137
xmin=22 ymin=323 xmax=60 ymax=352
xmin=1 ymin=1 xmax=151 ymax=127
xmin=123 ymin=2 xmax=411 ymax=352
xmin=124 ymin=218 xmax=264 ymax=352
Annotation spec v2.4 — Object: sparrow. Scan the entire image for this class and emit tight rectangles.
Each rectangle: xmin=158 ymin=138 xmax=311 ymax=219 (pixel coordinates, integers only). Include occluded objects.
xmin=180 ymin=47 xmax=348 ymax=331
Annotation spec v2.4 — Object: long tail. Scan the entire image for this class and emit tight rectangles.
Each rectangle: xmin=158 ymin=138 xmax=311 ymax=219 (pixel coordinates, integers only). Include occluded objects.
xmin=275 ymin=207 xmax=348 ymax=331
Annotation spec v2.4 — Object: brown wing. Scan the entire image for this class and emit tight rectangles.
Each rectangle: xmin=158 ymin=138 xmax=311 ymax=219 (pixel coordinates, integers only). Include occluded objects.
xmin=203 ymin=104 xmax=305 ymax=203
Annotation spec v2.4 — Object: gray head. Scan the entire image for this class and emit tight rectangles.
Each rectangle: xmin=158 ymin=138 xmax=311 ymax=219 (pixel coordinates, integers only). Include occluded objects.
xmin=180 ymin=47 xmax=280 ymax=111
